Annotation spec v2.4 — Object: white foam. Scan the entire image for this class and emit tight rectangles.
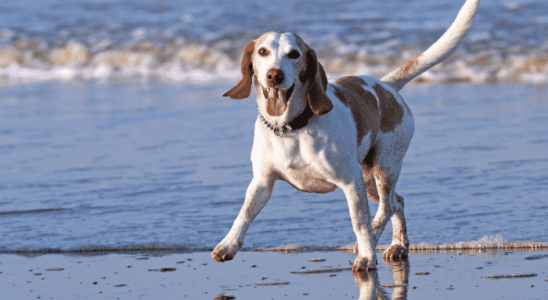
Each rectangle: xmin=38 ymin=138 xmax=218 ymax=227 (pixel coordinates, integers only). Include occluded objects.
xmin=2 ymin=40 xmax=548 ymax=85
xmin=405 ymin=235 xmax=548 ymax=251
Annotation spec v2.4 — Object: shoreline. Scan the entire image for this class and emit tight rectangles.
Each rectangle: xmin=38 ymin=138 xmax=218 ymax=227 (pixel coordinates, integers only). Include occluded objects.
xmin=2 ymin=238 xmax=547 ymax=255
xmin=1 ymin=249 xmax=546 ymax=299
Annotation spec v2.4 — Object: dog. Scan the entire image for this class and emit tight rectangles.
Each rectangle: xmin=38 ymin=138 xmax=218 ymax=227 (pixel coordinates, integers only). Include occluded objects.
xmin=211 ymin=0 xmax=479 ymax=271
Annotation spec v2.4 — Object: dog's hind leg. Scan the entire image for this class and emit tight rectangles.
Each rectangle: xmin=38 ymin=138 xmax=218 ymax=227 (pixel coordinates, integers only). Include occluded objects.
xmin=370 ymin=168 xmax=399 ymax=243
xmin=370 ymin=167 xmax=409 ymax=261
xmin=383 ymin=192 xmax=409 ymax=261
xmin=351 ymin=176 xmax=408 ymax=261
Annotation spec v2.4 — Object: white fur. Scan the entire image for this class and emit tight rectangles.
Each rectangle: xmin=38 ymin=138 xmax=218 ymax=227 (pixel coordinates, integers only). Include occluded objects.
xmin=211 ymin=0 xmax=478 ymax=271
xmin=382 ymin=0 xmax=479 ymax=91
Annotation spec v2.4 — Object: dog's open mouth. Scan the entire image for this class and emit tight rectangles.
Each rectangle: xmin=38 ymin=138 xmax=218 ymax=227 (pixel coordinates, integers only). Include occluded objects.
xmin=262 ymin=84 xmax=295 ymax=104
xmin=263 ymin=84 xmax=295 ymax=117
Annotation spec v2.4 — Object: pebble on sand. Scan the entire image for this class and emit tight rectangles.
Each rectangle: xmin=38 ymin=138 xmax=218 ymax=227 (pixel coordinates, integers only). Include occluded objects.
xmin=291 ymin=268 xmax=351 ymax=274
xmin=382 ymin=284 xmax=408 ymax=288
xmin=148 ymin=268 xmax=176 ymax=272
xmin=486 ymin=273 xmax=537 ymax=279
xmin=255 ymin=281 xmax=290 ymax=286
xmin=524 ymin=254 xmax=548 ymax=260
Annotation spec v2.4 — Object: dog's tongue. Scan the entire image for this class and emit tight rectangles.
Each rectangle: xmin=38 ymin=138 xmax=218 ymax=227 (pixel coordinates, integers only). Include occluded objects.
xmin=265 ymin=87 xmax=287 ymax=116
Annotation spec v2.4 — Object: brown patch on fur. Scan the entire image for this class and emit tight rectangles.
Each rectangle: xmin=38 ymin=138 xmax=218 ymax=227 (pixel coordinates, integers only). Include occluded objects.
xmin=365 ymin=178 xmax=380 ymax=203
xmin=396 ymin=193 xmax=404 ymax=208
xmin=362 ymin=147 xmax=380 ymax=203
xmin=336 ymin=76 xmax=368 ymax=87
xmin=373 ymin=84 xmax=404 ymax=133
xmin=396 ymin=56 xmax=420 ymax=79
xmin=222 ymin=41 xmax=255 ymax=99
xmin=363 ymin=146 xmax=376 ymax=170
xmin=301 ymin=49 xmax=333 ymax=115
xmin=318 ymin=63 xmax=328 ymax=91
xmin=333 ymin=76 xmax=379 ymax=146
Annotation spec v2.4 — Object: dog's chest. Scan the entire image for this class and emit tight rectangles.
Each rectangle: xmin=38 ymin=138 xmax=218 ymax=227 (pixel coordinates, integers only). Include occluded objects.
xmin=272 ymin=134 xmax=338 ymax=193
xmin=274 ymin=137 xmax=307 ymax=169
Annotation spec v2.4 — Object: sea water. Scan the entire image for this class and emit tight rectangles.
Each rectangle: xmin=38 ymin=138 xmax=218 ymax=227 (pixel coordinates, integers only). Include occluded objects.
xmin=1 ymin=82 xmax=547 ymax=252
xmin=0 ymin=0 xmax=547 ymax=253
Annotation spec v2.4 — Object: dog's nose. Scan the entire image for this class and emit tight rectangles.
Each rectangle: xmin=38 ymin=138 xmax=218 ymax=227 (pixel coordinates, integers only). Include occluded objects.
xmin=267 ymin=69 xmax=284 ymax=86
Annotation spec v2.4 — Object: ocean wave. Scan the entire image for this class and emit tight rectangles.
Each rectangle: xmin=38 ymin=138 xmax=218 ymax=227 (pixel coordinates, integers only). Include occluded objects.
xmin=0 ymin=242 xmax=209 ymax=254
xmin=1 ymin=38 xmax=548 ymax=85
xmin=265 ymin=235 xmax=548 ymax=253
xmin=403 ymin=235 xmax=548 ymax=252
xmin=1 ymin=235 xmax=546 ymax=254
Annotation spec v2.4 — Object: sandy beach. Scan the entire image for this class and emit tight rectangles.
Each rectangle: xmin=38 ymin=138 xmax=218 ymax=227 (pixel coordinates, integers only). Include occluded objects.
xmin=1 ymin=249 xmax=546 ymax=299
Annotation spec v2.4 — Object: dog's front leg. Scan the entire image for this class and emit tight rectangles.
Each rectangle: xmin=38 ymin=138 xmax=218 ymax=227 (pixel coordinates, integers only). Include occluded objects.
xmin=340 ymin=172 xmax=377 ymax=271
xmin=211 ymin=176 xmax=275 ymax=263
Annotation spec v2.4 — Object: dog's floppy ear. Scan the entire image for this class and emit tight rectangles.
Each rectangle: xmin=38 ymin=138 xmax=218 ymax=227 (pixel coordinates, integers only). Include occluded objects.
xmin=223 ymin=41 xmax=255 ymax=99
xmin=300 ymin=48 xmax=333 ymax=115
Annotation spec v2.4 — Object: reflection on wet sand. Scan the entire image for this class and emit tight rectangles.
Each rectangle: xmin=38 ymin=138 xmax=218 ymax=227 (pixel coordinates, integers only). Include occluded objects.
xmin=354 ymin=259 xmax=410 ymax=300
xmin=212 ymin=258 xmax=411 ymax=300
xmin=214 ymin=296 xmax=235 ymax=300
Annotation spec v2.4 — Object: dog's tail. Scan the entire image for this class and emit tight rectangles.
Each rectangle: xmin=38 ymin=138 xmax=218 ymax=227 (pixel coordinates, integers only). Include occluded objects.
xmin=381 ymin=0 xmax=479 ymax=92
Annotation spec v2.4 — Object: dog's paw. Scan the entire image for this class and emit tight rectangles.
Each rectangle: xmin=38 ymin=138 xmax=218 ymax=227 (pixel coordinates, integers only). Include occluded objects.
xmin=382 ymin=244 xmax=408 ymax=262
xmin=211 ymin=240 xmax=240 ymax=263
xmin=352 ymin=255 xmax=377 ymax=272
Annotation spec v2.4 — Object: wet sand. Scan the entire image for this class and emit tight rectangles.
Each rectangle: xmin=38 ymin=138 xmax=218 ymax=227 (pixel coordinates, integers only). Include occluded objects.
xmin=1 ymin=249 xmax=546 ymax=299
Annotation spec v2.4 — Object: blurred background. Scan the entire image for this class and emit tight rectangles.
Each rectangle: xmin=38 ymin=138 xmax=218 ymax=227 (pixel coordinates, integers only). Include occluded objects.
xmin=1 ymin=0 xmax=548 ymax=84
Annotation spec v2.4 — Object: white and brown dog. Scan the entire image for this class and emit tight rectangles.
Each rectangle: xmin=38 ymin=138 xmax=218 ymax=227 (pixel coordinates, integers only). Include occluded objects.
xmin=211 ymin=0 xmax=479 ymax=271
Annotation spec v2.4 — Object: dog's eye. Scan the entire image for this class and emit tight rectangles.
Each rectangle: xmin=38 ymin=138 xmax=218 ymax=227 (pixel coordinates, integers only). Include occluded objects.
xmin=287 ymin=50 xmax=300 ymax=59
xmin=258 ymin=48 xmax=269 ymax=56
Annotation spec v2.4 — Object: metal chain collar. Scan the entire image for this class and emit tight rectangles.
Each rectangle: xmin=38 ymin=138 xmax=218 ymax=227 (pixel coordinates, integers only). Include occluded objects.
xmin=257 ymin=108 xmax=292 ymax=137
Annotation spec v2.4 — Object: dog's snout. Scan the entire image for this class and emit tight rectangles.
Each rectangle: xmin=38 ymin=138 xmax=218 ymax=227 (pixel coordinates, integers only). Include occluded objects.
xmin=267 ymin=69 xmax=284 ymax=86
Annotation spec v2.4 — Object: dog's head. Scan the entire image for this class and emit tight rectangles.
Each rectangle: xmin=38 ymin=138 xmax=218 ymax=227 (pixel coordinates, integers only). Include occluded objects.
xmin=223 ymin=32 xmax=333 ymax=118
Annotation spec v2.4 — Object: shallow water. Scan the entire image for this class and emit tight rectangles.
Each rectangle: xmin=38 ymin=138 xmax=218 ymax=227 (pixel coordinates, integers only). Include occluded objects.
xmin=0 ymin=82 xmax=546 ymax=252
xmin=2 ymin=0 xmax=548 ymax=83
